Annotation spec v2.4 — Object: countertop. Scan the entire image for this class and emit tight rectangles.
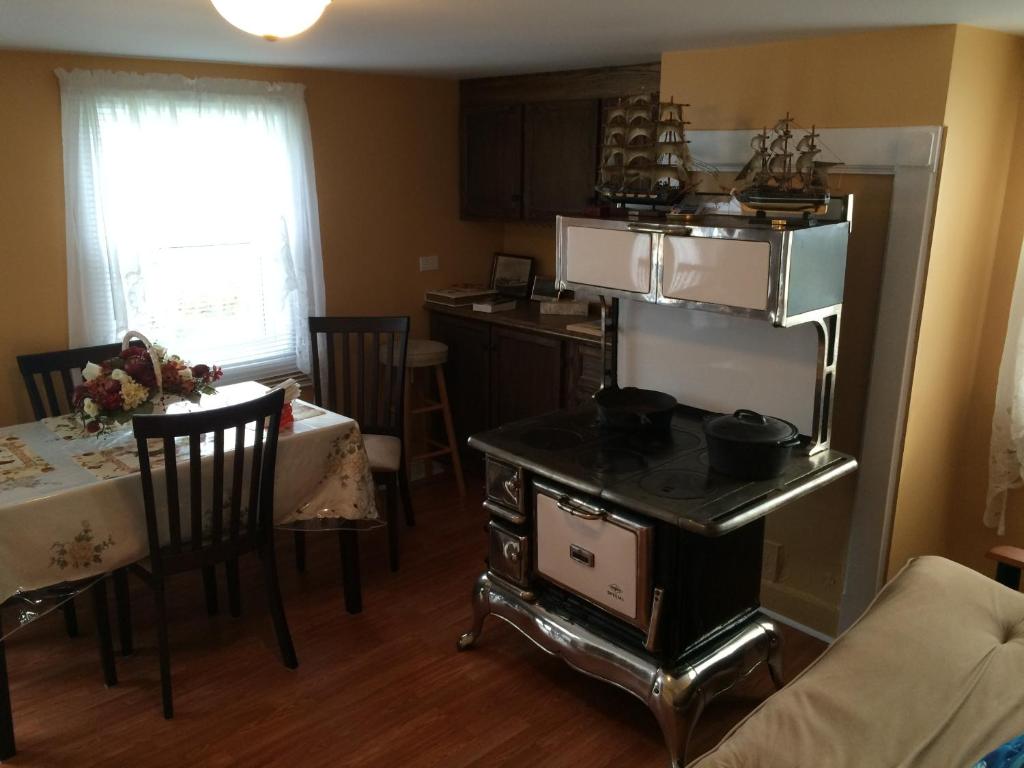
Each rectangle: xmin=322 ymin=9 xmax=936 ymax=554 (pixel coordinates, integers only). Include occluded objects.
xmin=425 ymin=301 xmax=603 ymax=345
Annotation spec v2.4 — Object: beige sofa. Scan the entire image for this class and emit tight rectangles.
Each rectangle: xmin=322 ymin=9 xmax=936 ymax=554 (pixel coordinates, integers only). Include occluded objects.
xmin=691 ymin=556 xmax=1024 ymax=767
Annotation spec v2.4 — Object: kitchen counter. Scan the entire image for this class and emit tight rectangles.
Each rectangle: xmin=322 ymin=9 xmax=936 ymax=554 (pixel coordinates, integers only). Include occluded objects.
xmin=425 ymin=301 xmax=602 ymax=345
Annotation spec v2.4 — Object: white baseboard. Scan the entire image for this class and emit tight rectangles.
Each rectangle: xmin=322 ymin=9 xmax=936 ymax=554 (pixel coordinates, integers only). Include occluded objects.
xmin=759 ymin=607 xmax=835 ymax=645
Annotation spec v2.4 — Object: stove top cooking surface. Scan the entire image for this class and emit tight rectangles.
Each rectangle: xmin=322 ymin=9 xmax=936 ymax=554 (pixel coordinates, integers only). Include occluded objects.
xmin=469 ymin=402 xmax=858 ymax=534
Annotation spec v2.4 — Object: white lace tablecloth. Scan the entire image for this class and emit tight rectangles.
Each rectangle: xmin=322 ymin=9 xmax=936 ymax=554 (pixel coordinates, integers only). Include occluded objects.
xmin=0 ymin=382 xmax=378 ymax=602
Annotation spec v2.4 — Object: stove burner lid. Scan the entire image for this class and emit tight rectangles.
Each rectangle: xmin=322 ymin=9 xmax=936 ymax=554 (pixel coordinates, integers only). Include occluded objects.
xmin=639 ymin=469 xmax=709 ymax=500
xmin=623 ymin=428 xmax=702 ymax=456
xmin=578 ymin=447 xmax=647 ymax=475
xmin=519 ymin=427 xmax=586 ymax=451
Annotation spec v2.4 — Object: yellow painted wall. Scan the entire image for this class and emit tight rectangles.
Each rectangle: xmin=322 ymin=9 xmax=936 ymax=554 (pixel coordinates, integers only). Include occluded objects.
xmin=503 ymin=23 xmax=960 ymax=318
xmin=0 ymin=49 xmax=503 ymax=428
xmin=890 ymin=30 xmax=1024 ymax=575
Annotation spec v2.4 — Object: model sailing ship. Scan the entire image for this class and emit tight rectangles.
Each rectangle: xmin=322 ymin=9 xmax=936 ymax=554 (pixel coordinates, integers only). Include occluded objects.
xmin=596 ymin=94 xmax=694 ymax=206
xmin=734 ymin=114 xmax=838 ymax=213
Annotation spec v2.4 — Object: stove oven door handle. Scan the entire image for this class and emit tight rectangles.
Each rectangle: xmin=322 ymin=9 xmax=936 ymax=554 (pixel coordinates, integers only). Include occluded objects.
xmin=556 ymin=496 xmax=605 ymax=521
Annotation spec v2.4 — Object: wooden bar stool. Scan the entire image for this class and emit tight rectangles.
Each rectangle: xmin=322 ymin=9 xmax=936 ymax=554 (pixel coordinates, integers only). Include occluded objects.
xmin=404 ymin=339 xmax=465 ymax=499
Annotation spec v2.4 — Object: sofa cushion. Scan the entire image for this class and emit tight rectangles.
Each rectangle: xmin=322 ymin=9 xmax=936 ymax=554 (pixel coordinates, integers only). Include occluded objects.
xmin=691 ymin=556 xmax=1024 ymax=768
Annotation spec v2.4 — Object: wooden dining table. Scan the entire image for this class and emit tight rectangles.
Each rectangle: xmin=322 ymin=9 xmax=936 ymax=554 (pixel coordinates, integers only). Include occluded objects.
xmin=0 ymin=381 xmax=379 ymax=605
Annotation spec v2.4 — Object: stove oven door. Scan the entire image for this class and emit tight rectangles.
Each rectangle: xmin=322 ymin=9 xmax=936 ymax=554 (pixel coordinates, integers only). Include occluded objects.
xmin=533 ymin=481 xmax=654 ymax=630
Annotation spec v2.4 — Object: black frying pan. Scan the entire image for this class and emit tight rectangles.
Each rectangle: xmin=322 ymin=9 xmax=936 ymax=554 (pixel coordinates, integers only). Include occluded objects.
xmin=593 ymin=386 xmax=677 ymax=431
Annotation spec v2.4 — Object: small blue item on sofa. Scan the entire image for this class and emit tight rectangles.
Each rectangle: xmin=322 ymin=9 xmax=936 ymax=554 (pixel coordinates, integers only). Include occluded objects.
xmin=972 ymin=733 xmax=1024 ymax=768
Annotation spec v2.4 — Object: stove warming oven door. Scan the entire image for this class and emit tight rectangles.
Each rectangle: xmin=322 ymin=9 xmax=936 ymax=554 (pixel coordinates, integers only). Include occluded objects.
xmin=534 ymin=480 xmax=655 ymax=631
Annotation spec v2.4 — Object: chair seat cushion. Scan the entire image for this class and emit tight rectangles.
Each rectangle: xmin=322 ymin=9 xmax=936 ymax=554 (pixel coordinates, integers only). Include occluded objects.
xmin=406 ymin=339 xmax=447 ymax=368
xmin=363 ymin=433 xmax=402 ymax=473
xmin=691 ymin=556 xmax=1024 ymax=768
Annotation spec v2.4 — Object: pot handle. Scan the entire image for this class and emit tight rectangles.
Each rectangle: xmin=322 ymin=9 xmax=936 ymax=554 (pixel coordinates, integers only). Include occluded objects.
xmin=733 ymin=409 xmax=767 ymax=425
xmin=782 ymin=436 xmax=802 ymax=448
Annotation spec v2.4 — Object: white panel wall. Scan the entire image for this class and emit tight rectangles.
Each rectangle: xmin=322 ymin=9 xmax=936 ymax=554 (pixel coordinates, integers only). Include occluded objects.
xmin=617 ymin=300 xmax=818 ymax=434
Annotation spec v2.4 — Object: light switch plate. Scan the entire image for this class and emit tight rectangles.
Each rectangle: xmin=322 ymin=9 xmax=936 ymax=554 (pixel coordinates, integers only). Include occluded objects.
xmin=419 ymin=254 xmax=439 ymax=272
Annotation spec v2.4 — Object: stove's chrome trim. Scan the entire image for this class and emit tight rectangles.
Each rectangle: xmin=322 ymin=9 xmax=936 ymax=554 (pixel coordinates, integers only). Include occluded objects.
xmin=457 ymin=572 xmax=783 ymax=768
xmin=482 ymin=499 xmax=526 ymax=526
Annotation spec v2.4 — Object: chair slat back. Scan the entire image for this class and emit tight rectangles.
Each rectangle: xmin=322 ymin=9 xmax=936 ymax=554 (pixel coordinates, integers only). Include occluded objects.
xmin=17 ymin=343 xmax=123 ymax=419
xmin=132 ymin=389 xmax=285 ymax=572
xmin=308 ymin=316 xmax=410 ymax=438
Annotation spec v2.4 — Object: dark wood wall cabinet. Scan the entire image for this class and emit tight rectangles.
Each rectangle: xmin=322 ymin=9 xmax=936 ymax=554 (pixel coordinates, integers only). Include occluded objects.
xmin=428 ymin=307 xmax=603 ymax=468
xmin=459 ymin=63 xmax=660 ymax=222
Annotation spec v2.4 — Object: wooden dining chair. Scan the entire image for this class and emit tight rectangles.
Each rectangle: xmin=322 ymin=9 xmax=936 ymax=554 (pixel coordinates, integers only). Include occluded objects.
xmin=294 ymin=317 xmax=411 ymax=596
xmin=130 ymin=388 xmax=297 ymax=719
xmin=16 ymin=343 xmax=134 ymax=653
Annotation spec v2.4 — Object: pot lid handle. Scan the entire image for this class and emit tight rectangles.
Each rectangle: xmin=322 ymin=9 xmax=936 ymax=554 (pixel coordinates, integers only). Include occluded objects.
xmin=733 ymin=409 xmax=767 ymax=425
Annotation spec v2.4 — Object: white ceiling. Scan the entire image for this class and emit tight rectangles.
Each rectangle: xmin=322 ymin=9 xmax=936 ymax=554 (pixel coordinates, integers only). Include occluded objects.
xmin=0 ymin=0 xmax=1022 ymax=78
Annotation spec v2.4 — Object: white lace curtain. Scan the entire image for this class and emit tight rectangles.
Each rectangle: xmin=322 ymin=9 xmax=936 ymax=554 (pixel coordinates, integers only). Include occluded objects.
xmin=986 ymin=242 xmax=1024 ymax=534
xmin=57 ymin=68 xmax=326 ymax=382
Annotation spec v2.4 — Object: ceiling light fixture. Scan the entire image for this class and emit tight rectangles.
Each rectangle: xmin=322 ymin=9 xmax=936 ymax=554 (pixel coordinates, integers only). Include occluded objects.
xmin=211 ymin=0 xmax=332 ymax=41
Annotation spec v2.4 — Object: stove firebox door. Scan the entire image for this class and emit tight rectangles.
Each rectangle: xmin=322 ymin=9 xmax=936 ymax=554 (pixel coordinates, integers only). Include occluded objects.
xmin=534 ymin=485 xmax=654 ymax=630
xmin=489 ymin=521 xmax=530 ymax=587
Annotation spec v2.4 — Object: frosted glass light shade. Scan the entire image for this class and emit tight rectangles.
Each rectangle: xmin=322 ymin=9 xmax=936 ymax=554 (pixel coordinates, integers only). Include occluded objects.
xmin=211 ymin=0 xmax=331 ymax=40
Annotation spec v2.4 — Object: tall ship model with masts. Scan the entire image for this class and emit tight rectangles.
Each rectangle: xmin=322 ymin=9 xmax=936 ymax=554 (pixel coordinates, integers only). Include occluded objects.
xmin=596 ymin=94 xmax=694 ymax=206
xmin=734 ymin=114 xmax=838 ymax=213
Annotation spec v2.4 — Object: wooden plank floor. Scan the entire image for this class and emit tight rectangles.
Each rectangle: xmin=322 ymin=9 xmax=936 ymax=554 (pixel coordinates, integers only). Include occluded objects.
xmin=3 ymin=478 xmax=825 ymax=767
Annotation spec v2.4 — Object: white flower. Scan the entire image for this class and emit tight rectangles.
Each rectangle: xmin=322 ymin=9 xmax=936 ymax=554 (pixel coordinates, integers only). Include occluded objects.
xmin=151 ymin=344 xmax=166 ymax=360
xmin=110 ymin=368 xmax=129 ymax=383
xmin=180 ymin=367 xmax=193 ymax=381
xmin=82 ymin=362 xmax=102 ymax=381
xmin=83 ymin=398 xmax=99 ymax=418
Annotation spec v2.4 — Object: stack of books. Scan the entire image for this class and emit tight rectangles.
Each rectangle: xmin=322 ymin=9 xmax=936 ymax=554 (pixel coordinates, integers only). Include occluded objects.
xmin=472 ymin=297 xmax=516 ymax=313
xmin=425 ymin=286 xmax=497 ymax=307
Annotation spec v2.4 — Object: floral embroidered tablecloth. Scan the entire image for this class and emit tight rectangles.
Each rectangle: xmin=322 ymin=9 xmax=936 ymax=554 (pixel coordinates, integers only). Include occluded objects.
xmin=0 ymin=382 xmax=378 ymax=602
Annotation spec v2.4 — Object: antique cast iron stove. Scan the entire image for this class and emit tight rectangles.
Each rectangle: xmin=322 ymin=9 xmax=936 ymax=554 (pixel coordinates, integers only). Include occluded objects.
xmin=457 ymin=403 xmax=856 ymax=766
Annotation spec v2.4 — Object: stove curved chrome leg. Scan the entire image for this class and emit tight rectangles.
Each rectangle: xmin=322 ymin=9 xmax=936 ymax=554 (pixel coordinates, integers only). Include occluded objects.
xmin=456 ymin=572 xmax=493 ymax=651
xmin=759 ymin=618 xmax=785 ymax=689
xmin=648 ymin=670 xmax=704 ymax=768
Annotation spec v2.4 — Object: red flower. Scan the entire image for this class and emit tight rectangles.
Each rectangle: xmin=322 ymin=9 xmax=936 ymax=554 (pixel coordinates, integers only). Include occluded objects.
xmin=161 ymin=362 xmax=181 ymax=389
xmin=92 ymin=378 xmax=123 ymax=411
xmin=125 ymin=358 xmax=156 ymax=388
xmin=191 ymin=364 xmax=210 ymax=380
xmin=85 ymin=421 xmax=101 ymax=433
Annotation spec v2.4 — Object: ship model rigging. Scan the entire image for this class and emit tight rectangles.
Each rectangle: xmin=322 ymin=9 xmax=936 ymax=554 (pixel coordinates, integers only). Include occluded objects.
xmin=734 ymin=113 xmax=838 ymax=213
xmin=596 ymin=94 xmax=694 ymax=206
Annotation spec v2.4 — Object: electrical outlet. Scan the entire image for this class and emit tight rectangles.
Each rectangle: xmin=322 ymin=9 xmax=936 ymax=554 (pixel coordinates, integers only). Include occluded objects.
xmin=762 ymin=540 xmax=783 ymax=582
xmin=419 ymin=254 xmax=439 ymax=272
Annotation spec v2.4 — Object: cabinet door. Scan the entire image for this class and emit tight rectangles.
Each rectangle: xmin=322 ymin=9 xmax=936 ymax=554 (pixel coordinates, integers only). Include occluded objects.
xmin=461 ymin=104 xmax=523 ymax=220
xmin=564 ymin=341 xmax=604 ymax=408
xmin=490 ymin=327 xmax=563 ymax=426
xmin=564 ymin=225 xmax=654 ymax=296
xmin=430 ymin=314 xmax=491 ymax=462
xmin=523 ymin=100 xmax=600 ymax=221
xmin=661 ymin=236 xmax=771 ymax=310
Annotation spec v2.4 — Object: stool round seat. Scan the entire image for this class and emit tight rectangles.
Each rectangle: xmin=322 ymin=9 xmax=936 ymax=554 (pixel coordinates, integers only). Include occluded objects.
xmin=404 ymin=339 xmax=448 ymax=368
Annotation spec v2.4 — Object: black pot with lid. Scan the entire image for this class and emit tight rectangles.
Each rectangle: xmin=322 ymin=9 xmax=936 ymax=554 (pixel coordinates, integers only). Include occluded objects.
xmin=703 ymin=409 xmax=802 ymax=480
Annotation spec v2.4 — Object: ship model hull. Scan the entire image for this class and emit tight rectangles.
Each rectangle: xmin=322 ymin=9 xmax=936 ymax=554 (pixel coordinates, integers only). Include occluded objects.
xmin=735 ymin=187 xmax=830 ymax=213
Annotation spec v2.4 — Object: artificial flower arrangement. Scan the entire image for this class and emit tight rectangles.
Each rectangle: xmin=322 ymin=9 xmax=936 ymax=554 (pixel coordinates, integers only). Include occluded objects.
xmin=73 ymin=331 xmax=223 ymax=433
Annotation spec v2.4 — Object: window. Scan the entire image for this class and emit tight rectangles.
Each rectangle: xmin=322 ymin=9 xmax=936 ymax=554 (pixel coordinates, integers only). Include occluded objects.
xmin=58 ymin=69 xmax=325 ymax=382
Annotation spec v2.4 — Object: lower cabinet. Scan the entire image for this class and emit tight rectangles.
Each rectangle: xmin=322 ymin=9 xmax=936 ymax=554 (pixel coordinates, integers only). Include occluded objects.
xmin=490 ymin=327 xmax=563 ymax=426
xmin=429 ymin=311 xmax=602 ymax=470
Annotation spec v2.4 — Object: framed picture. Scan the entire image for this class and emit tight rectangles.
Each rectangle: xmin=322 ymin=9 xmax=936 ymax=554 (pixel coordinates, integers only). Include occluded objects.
xmin=489 ymin=252 xmax=535 ymax=298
